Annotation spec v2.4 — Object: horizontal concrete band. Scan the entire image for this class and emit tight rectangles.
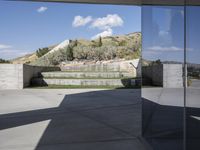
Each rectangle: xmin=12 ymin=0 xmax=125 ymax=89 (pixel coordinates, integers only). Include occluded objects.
xmin=32 ymin=78 xmax=136 ymax=86
xmin=27 ymin=0 xmax=200 ymax=6
xmin=41 ymin=71 xmax=133 ymax=78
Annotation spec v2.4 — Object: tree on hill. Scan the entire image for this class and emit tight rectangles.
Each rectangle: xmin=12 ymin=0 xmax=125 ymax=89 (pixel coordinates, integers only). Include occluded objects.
xmin=0 ymin=58 xmax=10 ymax=63
xmin=36 ymin=47 xmax=50 ymax=58
xmin=98 ymin=36 xmax=103 ymax=47
xmin=151 ymin=59 xmax=162 ymax=65
xmin=66 ymin=46 xmax=74 ymax=61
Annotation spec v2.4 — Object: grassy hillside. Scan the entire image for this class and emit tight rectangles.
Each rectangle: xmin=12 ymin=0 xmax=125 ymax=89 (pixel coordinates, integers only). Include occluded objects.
xmin=11 ymin=53 xmax=38 ymax=64
xmin=11 ymin=45 xmax=56 ymax=64
xmin=30 ymin=32 xmax=141 ymax=66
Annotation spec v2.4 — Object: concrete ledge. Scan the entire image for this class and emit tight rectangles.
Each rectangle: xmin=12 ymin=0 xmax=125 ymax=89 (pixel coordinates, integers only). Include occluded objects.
xmin=32 ymin=78 xmax=136 ymax=86
xmin=41 ymin=71 xmax=133 ymax=79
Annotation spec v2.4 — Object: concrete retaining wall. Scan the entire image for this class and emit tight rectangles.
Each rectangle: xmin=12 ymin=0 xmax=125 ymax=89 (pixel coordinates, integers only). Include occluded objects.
xmin=23 ymin=65 xmax=60 ymax=87
xmin=32 ymin=78 xmax=137 ymax=87
xmin=142 ymin=64 xmax=183 ymax=88
xmin=163 ymin=64 xmax=183 ymax=88
xmin=0 ymin=64 xmax=24 ymax=89
xmin=142 ymin=64 xmax=163 ymax=86
xmin=60 ymin=59 xmax=141 ymax=78
xmin=41 ymin=71 xmax=133 ymax=79
xmin=0 ymin=64 xmax=60 ymax=89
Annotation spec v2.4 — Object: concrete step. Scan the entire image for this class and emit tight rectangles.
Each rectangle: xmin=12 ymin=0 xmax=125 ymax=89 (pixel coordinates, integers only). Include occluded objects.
xmin=41 ymin=71 xmax=133 ymax=79
xmin=32 ymin=78 xmax=137 ymax=87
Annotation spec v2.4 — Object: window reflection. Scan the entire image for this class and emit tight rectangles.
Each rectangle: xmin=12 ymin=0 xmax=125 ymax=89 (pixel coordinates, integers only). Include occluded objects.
xmin=142 ymin=6 xmax=184 ymax=150
xmin=186 ymin=6 xmax=200 ymax=150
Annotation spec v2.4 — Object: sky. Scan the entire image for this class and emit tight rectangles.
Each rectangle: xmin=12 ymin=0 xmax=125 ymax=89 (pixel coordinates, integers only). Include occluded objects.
xmin=0 ymin=1 xmax=141 ymax=59
xmin=142 ymin=6 xmax=200 ymax=64
xmin=186 ymin=6 xmax=200 ymax=64
xmin=142 ymin=6 xmax=185 ymax=63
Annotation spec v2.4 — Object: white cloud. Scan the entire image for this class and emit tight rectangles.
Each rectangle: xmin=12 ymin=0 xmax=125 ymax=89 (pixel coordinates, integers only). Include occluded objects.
xmin=159 ymin=30 xmax=169 ymax=36
xmin=0 ymin=49 xmax=29 ymax=59
xmin=72 ymin=16 xmax=92 ymax=27
xmin=91 ymin=14 xmax=124 ymax=30
xmin=37 ymin=7 xmax=48 ymax=13
xmin=0 ymin=44 xmax=29 ymax=59
xmin=147 ymin=46 xmax=184 ymax=52
xmin=72 ymin=14 xmax=123 ymax=39
xmin=91 ymin=28 xmax=113 ymax=39
xmin=0 ymin=44 xmax=12 ymax=49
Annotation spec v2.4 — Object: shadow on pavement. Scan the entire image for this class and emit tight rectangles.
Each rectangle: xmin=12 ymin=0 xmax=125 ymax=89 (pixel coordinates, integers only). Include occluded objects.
xmin=142 ymin=97 xmax=200 ymax=150
xmin=0 ymin=89 xmax=145 ymax=150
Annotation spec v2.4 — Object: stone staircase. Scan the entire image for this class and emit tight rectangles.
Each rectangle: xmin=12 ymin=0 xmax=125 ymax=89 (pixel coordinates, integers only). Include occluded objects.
xmin=31 ymin=71 xmax=139 ymax=88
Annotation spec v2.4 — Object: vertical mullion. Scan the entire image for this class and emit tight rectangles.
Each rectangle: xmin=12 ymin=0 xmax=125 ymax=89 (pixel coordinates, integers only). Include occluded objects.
xmin=183 ymin=0 xmax=187 ymax=150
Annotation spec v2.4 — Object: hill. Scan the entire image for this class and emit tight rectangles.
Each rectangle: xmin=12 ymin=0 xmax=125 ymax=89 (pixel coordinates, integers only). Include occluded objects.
xmin=10 ymin=32 xmax=141 ymax=66
xmin=11 ymin=53 xmax=38 ymax=64
xmin=30 ymin=32 xmax=141 ymax=66
xmin=11 ymin=45 xmax=57 ymax=64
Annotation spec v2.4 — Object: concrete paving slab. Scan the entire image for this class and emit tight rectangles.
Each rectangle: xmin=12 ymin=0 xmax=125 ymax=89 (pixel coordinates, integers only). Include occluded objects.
xmin=0 ymin=89 xmax=145 ymax=150
xmin=142 ymin=87 xmax=200 ymax=150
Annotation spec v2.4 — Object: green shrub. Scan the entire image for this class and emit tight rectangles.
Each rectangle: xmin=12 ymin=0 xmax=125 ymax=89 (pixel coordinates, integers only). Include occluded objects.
xmin=98 ymin=36 xmax=103 ymax=47
xmin=0 ymin=58 xmax=10 ymax=63
xmin=66 ymin=46 xmax=74 ymax=61
xmin=118 ymin=40 xmax=127 ymax=46
xmin=36 ymin=47 xmax=50 ymax=58
xmin=73 ymin=46 xmax=91 ymax=60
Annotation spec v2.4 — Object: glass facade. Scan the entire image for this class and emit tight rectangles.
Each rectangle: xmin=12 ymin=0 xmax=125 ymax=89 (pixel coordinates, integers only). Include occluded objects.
xmin=186 ymin=6 xmax=200 ymax=150
xmin=0 ymin=1 xmax=200 ymax=150
xmin=142 ymin=6 xmax=184 ymax=150
xmin=142 ymin=4 xmax=200 ymax=150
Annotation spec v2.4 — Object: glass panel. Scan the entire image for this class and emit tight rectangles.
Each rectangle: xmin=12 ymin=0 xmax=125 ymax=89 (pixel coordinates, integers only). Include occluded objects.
xmin=186 ymin=6 xmax=200 ymax=150
xmin=142 ymin=6 xmax=184 ymax=150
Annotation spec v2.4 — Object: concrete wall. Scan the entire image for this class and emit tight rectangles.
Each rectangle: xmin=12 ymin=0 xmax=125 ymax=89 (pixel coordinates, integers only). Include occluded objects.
xmin=163 ymin=64 xmax=183 ymax=88
xmin=142 ymin=64 xmax=183 ymax=88
xmin=23 ymin=65 xmax=60 ymax=87
xmin=32 ymin=78 xmax=136 ymax=87
xmin=0 ymin=64 xmax=24 ymax=89
xmin=41 ymin=72 xmax=132 ymax=78
xmin=142 ymin=64 xmax=163 ymax=86
xmin=60 ymin=59 xmax=141 ymax=77
xmin=0 ymin=64 xmax=60 ymax=89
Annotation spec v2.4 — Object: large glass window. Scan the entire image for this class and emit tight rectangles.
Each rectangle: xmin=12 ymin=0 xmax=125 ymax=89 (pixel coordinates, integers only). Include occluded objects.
xmin=186 ymin=6 xmax=200 ymax=150
xmin=142 ymin=6 xmax=184 ymax=150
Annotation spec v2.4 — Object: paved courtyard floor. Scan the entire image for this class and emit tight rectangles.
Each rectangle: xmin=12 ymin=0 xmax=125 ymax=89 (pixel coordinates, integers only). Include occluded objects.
xmin=0 ymin=89 xmax=145 ymax=150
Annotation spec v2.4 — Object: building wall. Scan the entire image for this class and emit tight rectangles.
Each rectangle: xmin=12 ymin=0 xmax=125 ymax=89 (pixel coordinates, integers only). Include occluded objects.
xmin=23 ymin=65 xmax=60 ymax=87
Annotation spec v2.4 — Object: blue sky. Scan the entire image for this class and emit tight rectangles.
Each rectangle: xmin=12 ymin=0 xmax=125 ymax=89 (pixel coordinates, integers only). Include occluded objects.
xmin=0 ymin=1 xmax=141 ymax=59
xmin=143 ymin=6 xmax=200 ymax=64
xmin=142 ymin=6 xmax=185 ymax=63
xmin=187 ymin=6 xmax=200 ymax=64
